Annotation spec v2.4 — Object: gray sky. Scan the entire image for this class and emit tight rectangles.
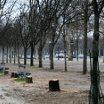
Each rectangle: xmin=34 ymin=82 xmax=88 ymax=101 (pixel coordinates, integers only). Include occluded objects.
xmin=3 ymin=0 xmax=29 ymax=19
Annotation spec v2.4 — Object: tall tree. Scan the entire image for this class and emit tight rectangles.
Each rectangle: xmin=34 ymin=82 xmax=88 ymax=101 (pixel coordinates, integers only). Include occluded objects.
xmin=89 ymin=0 xmax=104 ymax=104
xmin=82 ymin=0 xmax=89 ymax=74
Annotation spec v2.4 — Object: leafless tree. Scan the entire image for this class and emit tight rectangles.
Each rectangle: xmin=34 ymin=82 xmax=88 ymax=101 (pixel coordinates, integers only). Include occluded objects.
xmin=89 ymin=0 xmax=104 ymax=104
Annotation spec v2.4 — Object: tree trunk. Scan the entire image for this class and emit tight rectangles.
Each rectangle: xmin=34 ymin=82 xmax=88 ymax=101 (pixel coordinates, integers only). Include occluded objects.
xmin=49 ymin=43 xmax=54 ymax=69
xmin=9 ymin=47 xmax=12 ymax=63
xmin=12 ymin=51 xmax=13 ymax=58
xmin=14 ymin=48 xmax=16 ymax=64
xmin=17 ymin=46 xmax=20 ymax=64
xmin=2 ymin=46 xmax=5 ymax=63
xmin=91 ymin=11 xmax=100 ymax=104
xmin=103 ymin=49 xmax=104 ymax=63
xmin=68 ymin=40 xmax=73 ymax=61
xmin=57 ymin=47 xmax=60 ymax=60
xmin=83 ymin=6 xmax=88 ymax=74
xmin=103 ymin=35 xmax=104 ymax=63
xmin=30 ymin=43 xmax=34 ymax=66
xmin=38 ymin=42 xmax=43 ymax=68
xmin=24 ymin=47 xmax=27 ymax=65
xmin=64 ymin=43 xmax=67 ymax=72
xmin=6 ymin=46 xmax=9 ymax=63
xmin=76 ymin=37 xmax=79 ymax=61
xmin=71 ymin=43 xmax=73 ymax=61
xmin=63 ymin=27 xmax=67 ymax=71
xmin=99 ymin=47 xmax=101 ymax=57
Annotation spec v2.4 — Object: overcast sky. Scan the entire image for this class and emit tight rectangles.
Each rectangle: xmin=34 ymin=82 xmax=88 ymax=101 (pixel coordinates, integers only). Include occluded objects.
xmin=3 ymin=0 xmax=29 ymax=19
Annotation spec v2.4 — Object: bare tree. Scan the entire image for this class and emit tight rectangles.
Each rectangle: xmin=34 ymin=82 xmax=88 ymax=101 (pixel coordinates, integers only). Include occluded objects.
xmin=81 ymin=0 xmax=93 ymax=74
xmin=89 ymin=0 xmax=104 ymax=104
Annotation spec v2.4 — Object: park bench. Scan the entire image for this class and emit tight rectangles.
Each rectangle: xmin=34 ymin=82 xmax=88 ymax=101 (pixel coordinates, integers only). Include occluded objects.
xmin=0 ymin=66 xmax=4 ymax=72
xmin=17 ymin=71 xmax=31 ymax=77
xmin=0 ymin=62 xmax=6 ymax=72
xmin=0 ymin=66 xmax=9 ymax=75
xmin=11 ymin=63 xmax=31 ymax=78
xmin=11 ymin=71 xmax=31 ymax=78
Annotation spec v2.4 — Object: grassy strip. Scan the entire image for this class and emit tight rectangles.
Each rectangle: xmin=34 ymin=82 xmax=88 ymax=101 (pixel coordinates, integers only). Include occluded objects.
xmin=0 ymin=72 xmax=4 ymax=77
xmin=14 ymin=77 xmax=26 ymax=83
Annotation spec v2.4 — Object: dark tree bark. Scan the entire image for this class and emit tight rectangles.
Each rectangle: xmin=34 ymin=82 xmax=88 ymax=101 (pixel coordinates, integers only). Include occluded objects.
xmin=103 ymin=49 xmax=104 ymax=63
xmin=13 ymin=48 xmax=16 ymax=64
xmin=83 ymin=2 xmax=88 ymax=74
xmin=76 ymin=36 xmax=79 ymax=61
xmin=68 ymin=39 xmax=73 ymax=61
xmin=2 ymin=46 xmax=5 ymax=63
xmin=6 ymin=46 xmax=9 ymax=63
xmin=90 ymin=0 xmax=104 ymax=103
xmin=91 ymin=13 xmax=100 ymax=104
xmin=49 ymin=43 xmax=54 ymax=69
xmin=63 ymin=25 xmax=67 ymax=72
xmin=38 ymin=41 xmax=43 ymax=68
xmin=30 ymin=42 xmax=34 ymax=66
xmin=102 ymin=35 xmax=104 ymax=63
xmin=64 ymin=38 xmax=67 ymax=72
xmin=17 ymin=46 xmax=20 ymax=64
xmin=9 ymin=47 xmax=12 ymax=63
xmin=69 ymin=43 xmax=73 ymax=61
xmin=24 ymin=47 xmax=27 ymax=65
